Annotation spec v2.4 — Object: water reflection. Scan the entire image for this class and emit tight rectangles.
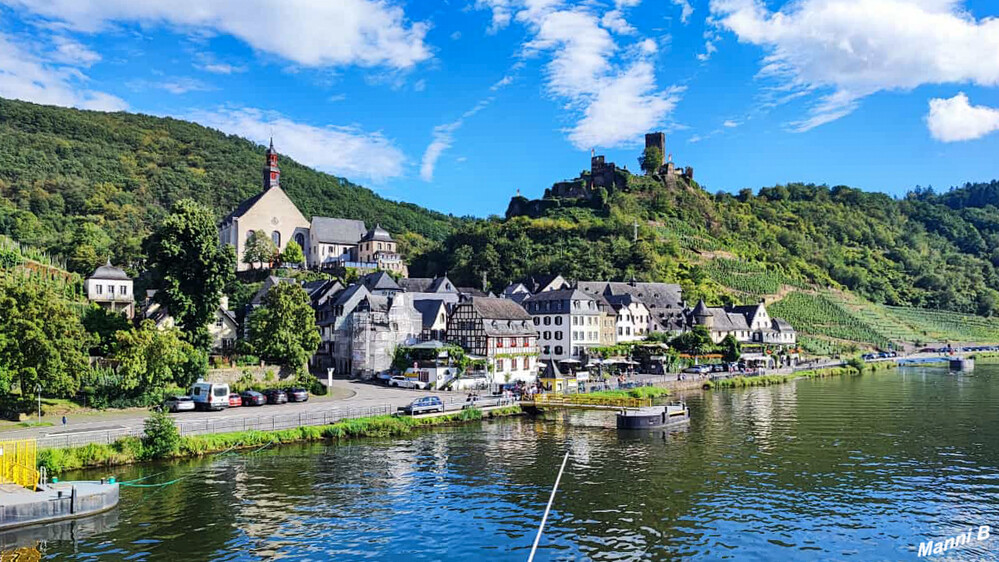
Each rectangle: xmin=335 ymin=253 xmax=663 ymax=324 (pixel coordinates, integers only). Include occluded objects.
xmin=34 ymin=367 xmax=999 ymax=560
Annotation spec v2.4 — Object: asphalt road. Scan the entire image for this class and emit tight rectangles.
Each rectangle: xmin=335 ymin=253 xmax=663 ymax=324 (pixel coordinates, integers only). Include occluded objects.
xmin=1 ymin=381 xmax=471 ymax=443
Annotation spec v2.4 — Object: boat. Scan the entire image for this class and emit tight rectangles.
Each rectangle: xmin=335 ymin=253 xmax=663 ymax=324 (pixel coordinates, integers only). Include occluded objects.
xmin=616 ymin=402 xmax=690 ymax=430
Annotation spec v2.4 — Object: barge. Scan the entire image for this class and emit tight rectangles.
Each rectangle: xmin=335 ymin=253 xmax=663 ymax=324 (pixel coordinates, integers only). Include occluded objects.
xmin=0 ymin=480 xmax=119 ymax=532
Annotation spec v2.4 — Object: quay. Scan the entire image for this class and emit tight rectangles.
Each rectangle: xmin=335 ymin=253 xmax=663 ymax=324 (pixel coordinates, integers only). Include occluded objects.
xmin=0 ymin=481 xmax=119 ymax=532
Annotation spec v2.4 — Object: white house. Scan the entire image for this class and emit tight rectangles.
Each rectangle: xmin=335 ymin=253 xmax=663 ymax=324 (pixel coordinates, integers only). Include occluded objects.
xmin=523 ymin=289 xmax=601 ymax=362
xmin=85 ymin=260 xmax=134 ymax=318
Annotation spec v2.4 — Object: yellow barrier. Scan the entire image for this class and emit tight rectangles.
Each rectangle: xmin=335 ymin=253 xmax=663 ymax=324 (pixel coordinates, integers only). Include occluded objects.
xmin=0 ymin=439 xmax=39 ymax=490
xmin=528 ymin=394 xmax=651 ymax=408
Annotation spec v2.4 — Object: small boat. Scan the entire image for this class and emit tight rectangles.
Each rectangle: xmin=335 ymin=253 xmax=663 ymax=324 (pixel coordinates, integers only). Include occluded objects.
xmin=616 ymin=402 xmax=690 ymax=430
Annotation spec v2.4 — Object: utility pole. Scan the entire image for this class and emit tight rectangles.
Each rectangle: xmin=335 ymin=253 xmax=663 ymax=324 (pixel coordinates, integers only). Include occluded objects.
xmin=633 ymin=221 xmax=638 ymax=243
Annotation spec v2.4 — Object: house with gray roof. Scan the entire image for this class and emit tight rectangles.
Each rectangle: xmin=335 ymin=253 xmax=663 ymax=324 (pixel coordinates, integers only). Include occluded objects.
xmin=446 ymin=297 xmax=539 ymax=385
xmin=688 ymin=299 xmax=796 ymax=345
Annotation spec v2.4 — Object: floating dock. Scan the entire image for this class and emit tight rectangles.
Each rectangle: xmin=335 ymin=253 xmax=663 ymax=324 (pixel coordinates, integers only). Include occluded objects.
xmin=0 ymin=481 xmax=119 ymax=532
xmin=616 ymin=404 xmax=690 ymax=430
xmin=950 ymin=357 xmax=975 ymax=372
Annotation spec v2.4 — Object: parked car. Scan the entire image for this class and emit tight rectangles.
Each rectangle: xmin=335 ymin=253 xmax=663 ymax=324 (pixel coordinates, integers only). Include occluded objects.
xmin=163 ymin=395 xmax=195 ymax=412
xmin=683 ymin=365 xmax=711 ymax=375
xmin=400 ymin=396 xmax=444 ymax=415
xmin=228 ymin=393 xmax=242 ymax=408
xmin=240 ymin=390 xmax=267 ymax=406
xmin=388 ymin=376 xmax=428 ymax=389
xmin=190 ymin=381 xmax=230 ymax=411
xmin=263 ymin=389 xmax=288 ymax=405
xmin=375 ymin=373 xmax=394 ymax=385
xmin=285 ymin=387 xmax=309 ymax=402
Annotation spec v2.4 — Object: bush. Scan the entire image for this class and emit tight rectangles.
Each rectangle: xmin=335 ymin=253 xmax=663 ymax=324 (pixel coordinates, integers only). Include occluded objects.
xmin=142 ymin=409 xmax=181 ymax=460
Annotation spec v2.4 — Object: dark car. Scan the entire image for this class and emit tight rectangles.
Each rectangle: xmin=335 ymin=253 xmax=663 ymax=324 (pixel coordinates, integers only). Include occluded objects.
xmin=263 ymin=389 xmax=288 ymax=405
xmin=285 ymin=387 xmax=309 ymax=402
xmin=240 ymin=390 xmax=266 ymax=406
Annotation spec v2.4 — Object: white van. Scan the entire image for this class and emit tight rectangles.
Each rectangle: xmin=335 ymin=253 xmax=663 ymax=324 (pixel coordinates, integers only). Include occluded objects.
xmin=190 ymin=381 xmax=230 ymax=411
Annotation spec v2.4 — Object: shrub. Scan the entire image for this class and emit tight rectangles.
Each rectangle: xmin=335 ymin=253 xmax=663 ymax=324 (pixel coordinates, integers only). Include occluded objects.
xmin=142 ymin=409 xmax=181 ymax=460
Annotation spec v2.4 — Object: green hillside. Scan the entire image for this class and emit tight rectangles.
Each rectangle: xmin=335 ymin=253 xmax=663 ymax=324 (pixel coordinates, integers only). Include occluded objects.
xmin=0 ymin=97 xmax=459 ymax=275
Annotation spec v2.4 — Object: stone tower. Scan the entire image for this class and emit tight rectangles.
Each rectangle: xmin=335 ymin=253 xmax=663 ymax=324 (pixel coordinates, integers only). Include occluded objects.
xmin=692 ymin=299 xmax=713 ymax=328
xmin=263 ymin=137 xmax=280 ymax=191
xmin=645 ymin=132 xmax=666 ymax=167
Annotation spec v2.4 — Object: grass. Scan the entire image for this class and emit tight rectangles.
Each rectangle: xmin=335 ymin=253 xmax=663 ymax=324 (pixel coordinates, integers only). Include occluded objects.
xmin=38 ymin=406 xmax=523 ymax=474
xmin=702 ymin=365 xmax=863 ymax=390
xmin=16 ymin=421 xmax=53 ymax=428
xmin=580 ymin=386 xmax=671 ymax=400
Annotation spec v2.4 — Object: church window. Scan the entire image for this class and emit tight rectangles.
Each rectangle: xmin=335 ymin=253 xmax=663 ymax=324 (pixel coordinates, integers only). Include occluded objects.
xmin=295 ymin=233 xmax=305 ymax=249
xmin=246 ymin=230 xmax=255 ymax=242
xmin=272 ymin=231 xmax=281 ymax=247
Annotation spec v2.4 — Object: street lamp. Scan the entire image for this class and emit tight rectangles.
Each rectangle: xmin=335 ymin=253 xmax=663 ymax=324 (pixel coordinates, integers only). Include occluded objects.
xmin=35 ymin=383 xmax=42 ymax=425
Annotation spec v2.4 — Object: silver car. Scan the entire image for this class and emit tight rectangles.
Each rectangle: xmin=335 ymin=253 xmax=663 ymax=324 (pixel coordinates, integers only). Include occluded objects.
xmin=163 ymin=395 xmax=195 ymax=412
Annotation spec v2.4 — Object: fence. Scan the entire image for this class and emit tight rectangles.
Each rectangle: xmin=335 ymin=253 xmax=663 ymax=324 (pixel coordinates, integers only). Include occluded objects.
xmin=0 ymin=439 xmax=39 ymax=489
xmin=36 ymin=404 xmax=396 ymax=450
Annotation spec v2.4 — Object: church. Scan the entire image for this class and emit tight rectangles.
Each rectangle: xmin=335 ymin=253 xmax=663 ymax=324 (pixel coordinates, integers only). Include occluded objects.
xmin=218 ymin=141 xmax=407 ymax=275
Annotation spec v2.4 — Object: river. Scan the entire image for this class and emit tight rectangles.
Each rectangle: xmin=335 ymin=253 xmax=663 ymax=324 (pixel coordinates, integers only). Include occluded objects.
xmin=16 ymin=365 xmax=999 ymax=560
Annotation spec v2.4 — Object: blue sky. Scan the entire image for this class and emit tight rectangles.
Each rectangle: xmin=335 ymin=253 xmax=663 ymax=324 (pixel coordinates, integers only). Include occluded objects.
xmin=0 ymin=0 xmax=997 ymax=217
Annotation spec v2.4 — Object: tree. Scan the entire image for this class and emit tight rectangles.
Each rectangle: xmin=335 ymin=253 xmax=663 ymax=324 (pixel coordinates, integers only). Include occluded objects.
xmin=0 ymin=280 xmax=92 ymax=397
xmin=145 ymin=199 xmax=235 ymax=351
xmin=111 ymin=320 xmax=200 ymax=392
xmin=247 ymin=282 xmax=320 ymax=372
xmin=242 ymin=230 xmax=278 ymax=269
xmin=720 ymin=334 xmax=742 ymax=362
xmin=82 ymin=305 xmax=131 ymax=356
xmin=670 ymin=326 xmax=715 ymax=356
xmin=142 ymin=408 xmax=180 ymax=460
xmin=639 ymin=146 xmax=664 ymax=175
xmin=281 ymin=240 xmax=305 ymax=267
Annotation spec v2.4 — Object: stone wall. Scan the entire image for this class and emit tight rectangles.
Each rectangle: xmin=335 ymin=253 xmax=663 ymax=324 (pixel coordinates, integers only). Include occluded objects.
xmin=206 ymin=365 xmax=297 ymax=384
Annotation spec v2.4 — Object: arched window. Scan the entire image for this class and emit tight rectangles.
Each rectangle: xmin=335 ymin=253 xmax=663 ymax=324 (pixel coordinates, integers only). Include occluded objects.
xmin=246 ymin=230 xmax=255 ymax=242
xmin=272 ymin=231 xmax=281 ymax=247
xmin=295 ymin=232 xmax=305 ymax=250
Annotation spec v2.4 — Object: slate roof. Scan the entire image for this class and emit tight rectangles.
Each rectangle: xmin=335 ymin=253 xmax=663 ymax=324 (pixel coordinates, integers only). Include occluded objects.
xmin=89 ymin=259 xmax=130 ymax=281
xmin=333 ymin=283 xmax=369 ymax=308
xmin=311 ymin=217 xmax=367 ymax=244
xmin=221 ymin=191 xmax=268 ymax=224
xmin=577 ymin=281 xmax=684 ymax=310
xmin=458 ymin=287 xmax=490 ymax=298
xmin=361 ymin=271 xmax=401 ymax=292
xmin=470 ymin=297 xmax=533 ymax=321
xmin=413 ymin=299 xmax=446 ymax=329
xmin=772 ymin=318 xmax=795 ymax=332
xmin=523 ymin=288 xmax=594 ymax=303
xmin=399 ymin=277 xmax=433 ymax=293
xmin=360 ymin=224 xmax=393 ymax=242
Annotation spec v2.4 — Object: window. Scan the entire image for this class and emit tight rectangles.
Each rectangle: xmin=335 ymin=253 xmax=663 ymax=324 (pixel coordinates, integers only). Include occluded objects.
xmin=533 ymin=317 xmax=540 ymax=326
xmin=555 ymin=331 xmax=563 ymax=340
xmin=496 ymin=359 xmax=505 ymax=372
xmin=246 ymin=230 xmax=255 ymax=242
xmin=544 ymin=316 xmax=551 ymax=326
xmin=572 ymin=317 xmax=578 ymax=326
xmin=497 ymin=338 xmax=504 ymax=348
xmin=618 ymin=327 xmax=623 ymax=335
xmin=96 ymin=285 xmax=103 ymax=295
xmin=120 ymin=285 xmax=127 ymax=295
xmin=543 ymin=345 xmax=551 ymax=354
xmin=511 ymin=338 xmax=518 ymax=347
xmin=216 ymin=318 xmax=223 ymax=328
xmin=554 ymin=317 xmax=562 ymax=326
xmin=554 ymin=346 xmax=563 ymax=355
xmin=544 ymin=331 xmax=551 ymax=339
xmin=272 ymin=231 xmax=281 ymax=247
xmin=295 ymin=232 xmax=305 ymax=250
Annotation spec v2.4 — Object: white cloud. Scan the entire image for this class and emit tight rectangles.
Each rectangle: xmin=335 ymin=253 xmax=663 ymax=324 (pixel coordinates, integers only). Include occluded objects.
xmin=475 ymin=0 xmax=513 ymax=32
xmin=50 ymin=36 xmax=101 ymax=67
xmin=521 ymin=6 xmax=679 ymax=149
xmin=190 ymin=107 xmax=406 ymax=182
xmin=927 ymin=92 xmax=999 ymax=142
xmin=723 ymin=119 xmax=740 ymax=127
xmin=0 ymin=31 xmax=127 ymax=111
xmin=671 ymin=0 xmax=694 ymax=23
xmin=602 ymin=10 xmax=636 ymax=34
xmin=2 ymin=0 xmax=432 ymax=70
xmin=420 ymin=98 xmax=493 ymax=182
xmin=709 ymin=0 xmax=999 ymax=130
xmin=128 ymin=76 xmax=213 ymax=94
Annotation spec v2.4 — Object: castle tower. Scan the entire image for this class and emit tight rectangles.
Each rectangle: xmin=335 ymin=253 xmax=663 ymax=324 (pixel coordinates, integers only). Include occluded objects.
xmin=645 ymin=132 xmax=666 ymax=167
xmin=692 ymin=299 xmax=713 ymax=328
xmin=263 ymin=137 xmax=280 ymax=191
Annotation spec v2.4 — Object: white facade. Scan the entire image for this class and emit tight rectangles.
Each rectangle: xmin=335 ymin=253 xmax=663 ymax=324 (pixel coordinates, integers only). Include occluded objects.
xmin=614 ymin=301 xmax=651 ymax=343
xmin=85 ymin=262 xmax=134 ymax=318
xmin=525 ymin=290 xmax=601 ymax=362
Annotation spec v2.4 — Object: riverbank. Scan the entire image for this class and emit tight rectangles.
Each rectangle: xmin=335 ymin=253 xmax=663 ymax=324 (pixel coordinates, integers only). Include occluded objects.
xmin=702 ymin=363 xmax=889 ymax=389
xmin=39 ymin=406 xmax=524 ymax=474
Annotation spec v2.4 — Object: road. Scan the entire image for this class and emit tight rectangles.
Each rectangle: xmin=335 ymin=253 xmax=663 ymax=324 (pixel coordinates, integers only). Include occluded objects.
xmin=2 ymin=381 xmax=474 ymax=447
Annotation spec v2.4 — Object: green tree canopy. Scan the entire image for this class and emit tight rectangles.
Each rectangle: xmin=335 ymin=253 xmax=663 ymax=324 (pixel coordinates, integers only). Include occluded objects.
xmin=281 ymin=240 xmax=305 ymax=266
xmin=0 ymin=279 xmax=92 ymax=396
xmin=111 ymin=320 xmax=200 ymax=392
xmin=670 ymin=325 xmax=715 ymax=356
xmin=145 ymin=199 xmax=235 ymax=351
xmin=639 ymin=146 xmax=664 ymax=175
xmin=720 ymin=333 xmax=742 ymax=362
xmin=247 ymin=282 xmax=320 ymax=372
xmin=82 ymin=305 xmax=131 ymax=356
xmin=243 ymin=230 xmax=278 ymax=269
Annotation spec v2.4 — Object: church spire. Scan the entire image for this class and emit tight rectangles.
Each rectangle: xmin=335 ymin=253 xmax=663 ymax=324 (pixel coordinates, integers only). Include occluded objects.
xmin=263 ymin=139 xmax=280 ymax=191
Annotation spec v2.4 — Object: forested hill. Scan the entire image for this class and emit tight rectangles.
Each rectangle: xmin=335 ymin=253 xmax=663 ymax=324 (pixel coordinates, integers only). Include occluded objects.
xmin=412 ymin=168 xmax=999 ymax=319
xmin=0 ymin=97 xmax=458 ymax=274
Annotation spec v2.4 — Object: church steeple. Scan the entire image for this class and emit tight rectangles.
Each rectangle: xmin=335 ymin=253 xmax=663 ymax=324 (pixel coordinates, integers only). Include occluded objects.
xmin=263 ymin=138 xmax=280 ymax=191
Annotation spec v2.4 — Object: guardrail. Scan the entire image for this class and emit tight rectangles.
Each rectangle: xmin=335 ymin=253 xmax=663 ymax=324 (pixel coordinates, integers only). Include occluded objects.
xmin=36 ymin=404 xmax=395 ymax=450
xmin=524 ymin=394 xmax=652 ymax=409
xmin=0 ymin=439 xmax=39 ymax=489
